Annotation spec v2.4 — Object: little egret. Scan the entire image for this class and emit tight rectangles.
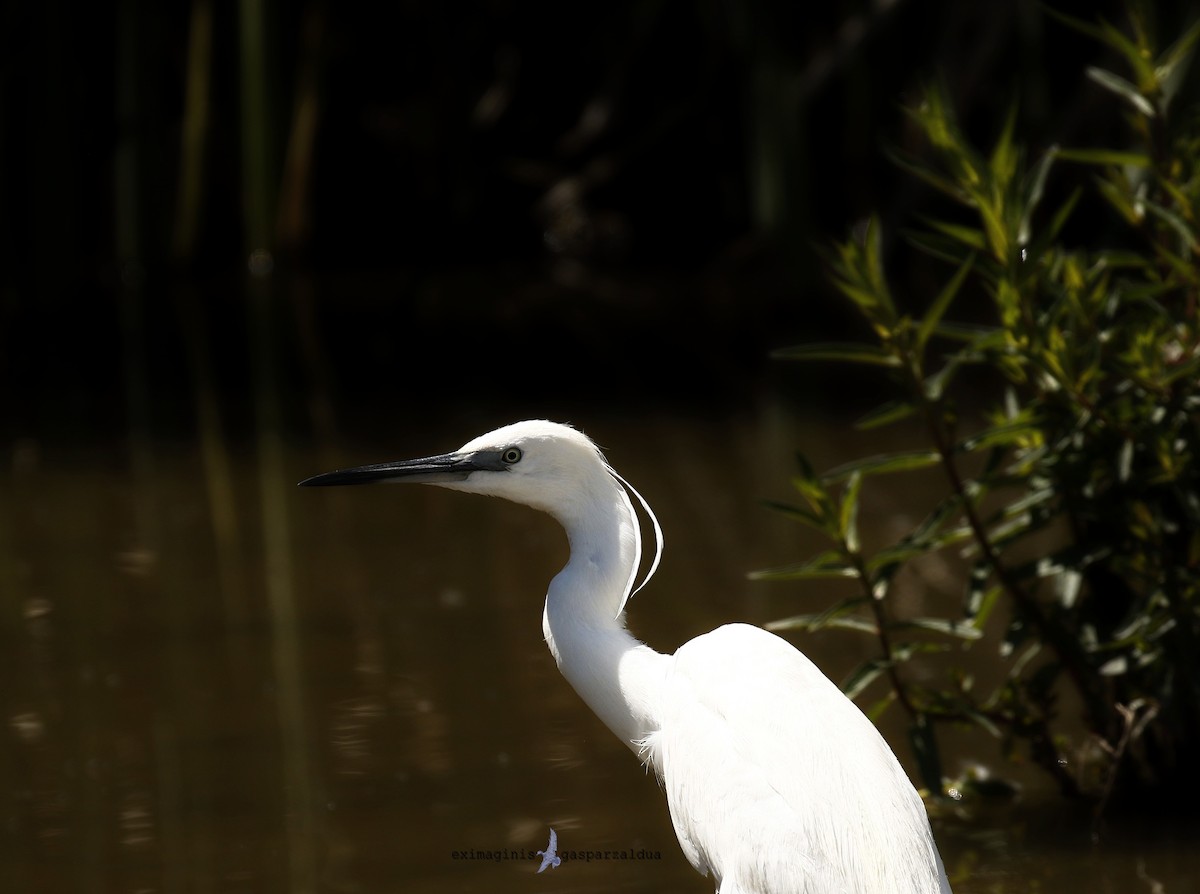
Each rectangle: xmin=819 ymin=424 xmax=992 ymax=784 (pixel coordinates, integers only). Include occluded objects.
xmin=301 ymin=420 xmax=952 ymax=894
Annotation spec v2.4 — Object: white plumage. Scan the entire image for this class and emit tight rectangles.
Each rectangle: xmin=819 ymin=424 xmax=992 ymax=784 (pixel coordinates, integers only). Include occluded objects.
xmin=301 ymin=419 xmax=952 ymax=894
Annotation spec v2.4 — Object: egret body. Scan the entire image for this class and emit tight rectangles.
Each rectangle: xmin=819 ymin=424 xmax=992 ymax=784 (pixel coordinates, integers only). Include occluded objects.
xmin=301 ymin=420 xmax=952 ymax=894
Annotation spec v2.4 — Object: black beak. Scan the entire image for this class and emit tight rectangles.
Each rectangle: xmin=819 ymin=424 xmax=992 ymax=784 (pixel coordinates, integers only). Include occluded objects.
xmin=299 ymin=450 xmax=505 ymax=487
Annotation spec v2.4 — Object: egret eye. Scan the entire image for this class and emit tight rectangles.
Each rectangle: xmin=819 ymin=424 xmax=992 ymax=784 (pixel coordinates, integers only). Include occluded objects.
xmin=502 ymin=447 xmax=523 ymax=465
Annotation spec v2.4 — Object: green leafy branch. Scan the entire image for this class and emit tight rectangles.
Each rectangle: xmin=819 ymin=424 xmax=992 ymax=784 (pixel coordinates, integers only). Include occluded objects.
xmin=763 ymin=6 xmax=1200 ymax=807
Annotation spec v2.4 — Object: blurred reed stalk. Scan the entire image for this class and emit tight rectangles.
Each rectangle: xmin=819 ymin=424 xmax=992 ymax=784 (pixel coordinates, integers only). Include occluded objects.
xmin=164 ymin=1 xmax=221 ymax=891
xmin=172 ymin=0 xmax=251 ymax=644
xmin=239 ymin=0 xmax=319 ymax=890
xmin=279 ymin=3 xmax=339 ymax=453
xmin=114 ymin=2 xmax=160 ymax=892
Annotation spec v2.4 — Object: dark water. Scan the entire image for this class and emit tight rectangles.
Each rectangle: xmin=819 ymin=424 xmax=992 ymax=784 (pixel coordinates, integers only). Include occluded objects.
xmin=2 ymin=408 xmax=1197 ymax=893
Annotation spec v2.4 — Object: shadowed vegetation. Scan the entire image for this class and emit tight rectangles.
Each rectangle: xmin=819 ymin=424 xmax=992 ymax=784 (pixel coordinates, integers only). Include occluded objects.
xmin=764 ymin=7 xmax=1200 ymax=814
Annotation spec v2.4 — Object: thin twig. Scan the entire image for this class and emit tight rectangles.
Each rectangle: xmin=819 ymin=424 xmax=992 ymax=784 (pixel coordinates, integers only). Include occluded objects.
xmin=919 ymin=391 xmax=1110 ymax=736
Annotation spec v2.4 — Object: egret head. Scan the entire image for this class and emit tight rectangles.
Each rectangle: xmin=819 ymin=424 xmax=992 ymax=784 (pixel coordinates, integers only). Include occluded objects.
xmin=301 ymin=419 xmax=664 ymax=607
xmin=299 ymin=420 xmax=609 ymax=517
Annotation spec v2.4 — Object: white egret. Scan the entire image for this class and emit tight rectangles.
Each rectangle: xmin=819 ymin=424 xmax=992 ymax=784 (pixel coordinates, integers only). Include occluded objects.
xmin=300 ymin=420 xmax=952 ymax=894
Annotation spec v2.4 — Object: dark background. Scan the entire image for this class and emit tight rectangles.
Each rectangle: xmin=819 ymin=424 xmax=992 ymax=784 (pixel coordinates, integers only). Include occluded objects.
xmin=2 ymin=0 xmax=1194 ymax=443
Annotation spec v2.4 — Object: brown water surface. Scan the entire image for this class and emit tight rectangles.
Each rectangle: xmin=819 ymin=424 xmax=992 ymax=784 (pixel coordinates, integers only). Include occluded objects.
xmin=2 ymin=409 xmax=1197 ymax=892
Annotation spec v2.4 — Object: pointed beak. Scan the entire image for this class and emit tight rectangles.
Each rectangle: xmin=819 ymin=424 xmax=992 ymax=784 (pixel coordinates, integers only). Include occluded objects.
xmin=298 ymin=449 xmax=506 ymax=487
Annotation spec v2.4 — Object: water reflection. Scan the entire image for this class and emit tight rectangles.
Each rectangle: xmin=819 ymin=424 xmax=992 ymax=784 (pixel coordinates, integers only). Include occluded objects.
xmin=2 ymin=410 xmax=1198 ymax=892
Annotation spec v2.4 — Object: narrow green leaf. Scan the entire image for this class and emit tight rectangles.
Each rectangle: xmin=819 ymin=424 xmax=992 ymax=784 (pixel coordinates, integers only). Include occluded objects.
xmin=1047 ymin=11 xmax=1157 ymax=91
xmin=923 ymin=350 xmax=973 ymax=402
xmin=867 ymin=494 xmax=971 ymax=577
xmin=1086 ymin=66 xmax=1156 ymax=117
xmin=760 ymin=500 xmax=830 ymax=534
xmin=907 ymin=84 xmax=963 ymax=157
xmin=1054 ymin=147 xmax=1153 ymax=168
xmin=864 ymin=689 xmax=898 ymax=723
xmin=766 ymin=613 xmax=876 ymax=635
xmin=961 ymin=709 xmax=1003 ymax=739
xmin=1097 ymin=19 xmax=1157 ymax=90
xmin=1006 ymin=544 xmax=1109 ymax=588
xmin=917 ymin=253 xmax=975 ymax=352
xmin=749 ymin=549 xmax=857 ymax=582
xmin=855 ymin=400 xmax=918 ymax=431
xmin=1052 ymin=11 xmax=1163 ymax=89
xmin=863 ymin=550 xmax=914 ymax=580
xmin=1022 ymin=185 xmax=1083 ymax=268
xmin=987 ymin=509 xmax=1043 ymax=549
xmin=823 ymin=450 xmax=942 ymax=483
xmin=1156 ymin=18 xmax=1200 ymax=78
xmin=1110 ymin=613 xmax=1150 ymax=644
xmin=794 ymin=451 xmax=819 ymax=484
xmin=1144 ymin=199 xmax=1198 ymax=250
xmin=902 ymin=228 xmax=980 ymax=267
xmin=887 ymin=147 xmax=970 ymax=204
xmin=790 ymin=461 xmax=834 ymax=516
xmin=1159 ymin=178 xmax=1197 ymax=225
xmin=989 ymin=102 xmax=1019 ymax=190
xmin=1156 ymin=18 xmax=1200 ymax=106
xmin=1045 ymin=8 xmax=1108 ymax=48
xmin=1095 ymin=173 xmax=1143 ymax=225
xmin=895 ymin=617 xmax=984 ymax=640
xmin=972 ymin=185 xmax=1011 ymax=261
xmin=831 ymin=277 xmax=890 ymax=319
xmin=821 ymin=616 xmax=879 ymax=634
xmin=1097 ymin=250 xmax=1156 ymax=270
xmin=1149 ymin=238 xmax=1200 ymax=282
xmin=842 ymin=658 xmax=890 ymax=701
xmin=1019 ymin=145 xmax=1057 ymax=245
xmin=990 ymin=486 xmax=1056 ymax=523
xmin=921 ymin=217 xmax=987 ymax=251
xmin=840 ymin=471 xmax=863 ymax=553
xmin=862 ymin=216 xmax=896 ymax=320
xmin=892 ymin=641 xmax=952 ymax=660
xmin=933 ymin=321 xmax=997 ymax=342
xmin=956 ymin=417 xmax=1041 ymax=452
xmin=772 ymin=343 xmax=901 ymax=367
xmin=866 ymin=543 xmax=930 ymax=578
xmin=1164 ymin=352 xmax=1200 ymax=384
xmin=969 ymin=585 xmax=1002 ymax=632
xmin=791 ymin=595 xmax=869 ymax=632
xmin=909 ymin=714 xmax=944 ymax=795
xmin=790 ymin=479 xmax=826 ymax=515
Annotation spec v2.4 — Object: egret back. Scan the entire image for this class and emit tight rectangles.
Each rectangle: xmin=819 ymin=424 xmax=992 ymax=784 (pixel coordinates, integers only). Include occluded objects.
xmin=648 ymin=624 xmax=950 ymax=894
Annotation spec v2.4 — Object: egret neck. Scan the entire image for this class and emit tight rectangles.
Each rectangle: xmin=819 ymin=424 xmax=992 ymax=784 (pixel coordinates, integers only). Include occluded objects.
xmin=540 ymin=468 xmax=665 ymax=756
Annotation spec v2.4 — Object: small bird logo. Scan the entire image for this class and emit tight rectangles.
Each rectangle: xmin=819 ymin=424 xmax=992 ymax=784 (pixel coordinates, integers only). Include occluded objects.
xmin=536 ymin=827 xmax=561 ymax=873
